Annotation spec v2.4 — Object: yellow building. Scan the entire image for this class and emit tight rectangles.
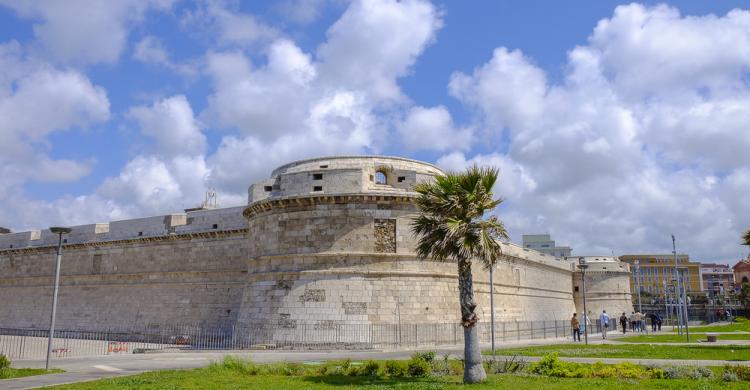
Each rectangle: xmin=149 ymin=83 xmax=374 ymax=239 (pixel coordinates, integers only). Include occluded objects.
xmin=619 ymin=254 xmax=702 ymax=297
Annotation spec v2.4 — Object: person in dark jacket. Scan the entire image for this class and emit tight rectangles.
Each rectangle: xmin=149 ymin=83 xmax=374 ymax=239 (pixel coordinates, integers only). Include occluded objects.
xmin=619 ymin=312 xmax=628 ymax=334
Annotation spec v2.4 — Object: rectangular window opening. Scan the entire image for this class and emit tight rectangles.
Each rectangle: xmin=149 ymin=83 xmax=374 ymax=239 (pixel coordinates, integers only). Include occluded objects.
xmin=63 ymin=239 xmax=67 ymax=243
xmin=264 ymin=186 xmax=272 ymax=192
xmin=138 ymin=232 xmax=143 ymax=236
xmin=313 ymin=186 xmax=323 ymax=192
xmin=398 ymin=176 xmax=405 ymax=182
xmin=313 ymin=173 xmax=323 ymax=180
xmin=212 ymin=224 xmax=218 ymax=229
xmin=319 ymin=165 xmax=328 ymax=169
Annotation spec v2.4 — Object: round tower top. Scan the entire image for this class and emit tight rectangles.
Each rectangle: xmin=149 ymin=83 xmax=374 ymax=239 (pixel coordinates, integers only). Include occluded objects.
xmin=270 ymin=155 xmax=444 ymax=177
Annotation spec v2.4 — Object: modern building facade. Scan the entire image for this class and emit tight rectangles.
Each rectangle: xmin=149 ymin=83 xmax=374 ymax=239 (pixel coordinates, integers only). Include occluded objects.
xmin=699 ymin=263 xmax=734 ymax=295
xmin=619 ymin=254 xmax=702 ymax=297
xmin=522 ymin=234 xmax=572 ymax=258
xmin=733 ymin=257 xmax=750 ymax=288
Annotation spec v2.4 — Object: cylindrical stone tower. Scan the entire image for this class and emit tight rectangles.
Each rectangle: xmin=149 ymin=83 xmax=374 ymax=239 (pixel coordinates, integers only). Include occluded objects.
xmin=571 ymin=256 xmax=634 ymax=320
xmin=236 ymin=156 xmax=577 ymax=345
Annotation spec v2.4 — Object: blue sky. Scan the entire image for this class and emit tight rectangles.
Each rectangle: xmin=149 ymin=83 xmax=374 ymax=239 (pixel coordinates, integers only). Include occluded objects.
xmin=0 ymin=0 xmax=749 ymax=263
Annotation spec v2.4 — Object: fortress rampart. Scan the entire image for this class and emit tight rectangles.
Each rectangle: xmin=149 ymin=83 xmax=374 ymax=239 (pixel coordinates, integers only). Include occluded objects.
xmin=0 ymin=156 xmax=631 ymax=344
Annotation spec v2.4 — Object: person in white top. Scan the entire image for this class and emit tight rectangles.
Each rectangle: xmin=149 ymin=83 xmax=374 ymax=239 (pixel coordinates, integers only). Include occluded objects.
xmin=599 ymin=310 xmax=610 ymax=339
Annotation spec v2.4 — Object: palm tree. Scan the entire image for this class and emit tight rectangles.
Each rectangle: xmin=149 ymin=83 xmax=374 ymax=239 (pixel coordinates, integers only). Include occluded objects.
xmin=411 ymin=165 xmax=509 ymax=384
xmin=743 ymin=229 xmax=750 ymax=246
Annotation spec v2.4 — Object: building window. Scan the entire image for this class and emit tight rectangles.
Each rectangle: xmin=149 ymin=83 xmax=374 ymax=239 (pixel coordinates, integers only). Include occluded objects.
xmin=319 ymin=165 xmax=328 ymax=169
xmin=212 ymin=224 xmax=218 ymax=229
xmin=375 ymin=171 xmax=387 ymax=185
xmin=313 ymin=173 xmax=323 ymax=180
xmin=264 ymin=186 xmax=272 ymax=192
xmin=313 ymin=186 xmax=323 ymax=192
xmin=574 ymin=286 xmax=579 ymax=292
xmin=398 ymin=176 xmax=405 ymax=182
xmin=138 ymin=232 xmax=143 ymax=236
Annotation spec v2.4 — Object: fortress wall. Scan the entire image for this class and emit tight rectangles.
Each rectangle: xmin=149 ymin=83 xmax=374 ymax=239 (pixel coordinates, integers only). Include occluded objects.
xmin=0 ymin=232 xmax=248 ymax=330
xmin=238 ymin=195 xmax=576 ymax=329
xmin=572 ymin=271 xmax=634 ymax=318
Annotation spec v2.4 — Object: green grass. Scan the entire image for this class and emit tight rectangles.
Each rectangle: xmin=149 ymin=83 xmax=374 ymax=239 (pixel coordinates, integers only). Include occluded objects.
xmin=675 ymin=317 xmax=750 ymax=333
xmin=45 ymin=366 xmax=748 ymax=390
xmin=488 ymin=343 xmax=750 ymax=360
xmin=616 ymin=333 xmax=750 ymax=343
xmin=0 ymin=367 xmax=63 ymax=380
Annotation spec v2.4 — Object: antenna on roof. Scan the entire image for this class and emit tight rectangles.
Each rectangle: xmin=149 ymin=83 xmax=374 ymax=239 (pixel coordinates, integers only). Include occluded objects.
xmin=201 ymin=188 xmax=218 ymax=209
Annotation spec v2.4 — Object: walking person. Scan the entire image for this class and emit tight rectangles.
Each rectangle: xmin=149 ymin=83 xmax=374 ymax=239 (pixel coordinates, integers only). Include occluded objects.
xmin=599 ymin=310 xmax=610 ymax=339
xmin=619 ymin=312 xmax=628 ymax=334
xmin=650 ymin=312 xmax=657 ymax=332
xmin=656 ymin=313 xmax=662 ymax=331
xmin=629 ymin=312 xmax=636 ymax=332
xmin=571 ymin=313 xmax=581 ymax=342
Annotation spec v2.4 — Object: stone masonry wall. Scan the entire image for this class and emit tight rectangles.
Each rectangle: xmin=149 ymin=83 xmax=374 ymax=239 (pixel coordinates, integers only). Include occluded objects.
xmin=0 ymin=232 xmax=248 ymax=330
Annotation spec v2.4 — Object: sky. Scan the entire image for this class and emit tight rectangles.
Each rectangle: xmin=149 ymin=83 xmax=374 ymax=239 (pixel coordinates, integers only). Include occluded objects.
xmin=0 ymin=0 xmax=749 ymax=263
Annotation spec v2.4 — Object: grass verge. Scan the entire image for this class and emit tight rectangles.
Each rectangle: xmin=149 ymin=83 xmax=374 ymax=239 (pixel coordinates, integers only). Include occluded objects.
xmin=616 ymin=333 xmax=750 ymax=343
xmin=1 ymin=367 xmax=64 ymax=380
xmin=487 ymin=343 xmax=750 ymax=360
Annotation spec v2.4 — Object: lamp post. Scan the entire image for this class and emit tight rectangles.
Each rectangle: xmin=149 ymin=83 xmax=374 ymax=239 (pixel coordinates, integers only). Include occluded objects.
xmin=46 ymin=227 xmax=71 ymax=370
xmin=678 ymin=267 xmax=690 ymax=342
xmin=490 ymin=262 xmax=496 ymax=358
xmin=578 ymin=257 xmax=589 ymax=345
xmin=635 ymin=260 xmax=642 ymax=313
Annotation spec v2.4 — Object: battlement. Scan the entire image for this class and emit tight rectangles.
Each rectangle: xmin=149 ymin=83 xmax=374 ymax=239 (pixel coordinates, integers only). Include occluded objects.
xmin=0 ymin=206 xmax=247 ymax=250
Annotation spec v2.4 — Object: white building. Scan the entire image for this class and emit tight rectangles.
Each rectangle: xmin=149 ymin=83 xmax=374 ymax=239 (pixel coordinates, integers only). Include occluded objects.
xmin=522 ymin=234 xmax=572 ymax=258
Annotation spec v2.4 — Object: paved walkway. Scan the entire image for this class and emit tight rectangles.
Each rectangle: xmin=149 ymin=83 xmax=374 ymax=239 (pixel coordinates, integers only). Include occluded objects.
xmin=1 ymin=325 xmax=744 ymax=389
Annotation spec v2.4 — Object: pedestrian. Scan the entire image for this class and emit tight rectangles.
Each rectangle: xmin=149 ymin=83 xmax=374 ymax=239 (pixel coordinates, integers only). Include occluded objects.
xmin=571 ymin=313 xmax=581 ymax=342
xmin=600 ymin=310 xmax=610 ymax=339
xmin=650 ymin=312 xmax=657 ymax=332
xmin=629 ymin=311 xmax=636 ymax=332
xmin=636 ymin=311 xmax=646 ymax=333
xmin=656 ymin=313 xmax=662 ymax=331
xmin=619 ymin=312 xmax=628 ymax=334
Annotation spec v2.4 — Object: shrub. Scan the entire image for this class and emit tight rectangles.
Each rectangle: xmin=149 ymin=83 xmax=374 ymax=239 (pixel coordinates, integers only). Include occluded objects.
xmin=528 ymin=353 xmax=587 ymax=378
xmin=723 ymin=365 xmax=750 ymax=381
xmin=413 ymin=351 xmax=436 ymax=363
xmin=219 ymin=356 xmax=260 ymax=375
xmin=384 ymin=360 xmax=408 ymax=377
xmin=0 ymin=355 xmax=9 ymax=370
xmin=723 ymin=370 xmax=740 ymax=382
xmin=486 ymin=356 xmax=527 ymax=374
xmin=662 ymin=366 xmax=713 ymax=379
xmin=407 ymin=355 xmax=431 ymax=377
xmin=361 ymin=361 xmax=380 ymax=377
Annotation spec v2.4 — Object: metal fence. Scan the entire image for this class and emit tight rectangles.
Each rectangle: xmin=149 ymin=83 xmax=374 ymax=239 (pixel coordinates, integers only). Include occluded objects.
xmin=0 ymin=320 xmax=587 ymax=360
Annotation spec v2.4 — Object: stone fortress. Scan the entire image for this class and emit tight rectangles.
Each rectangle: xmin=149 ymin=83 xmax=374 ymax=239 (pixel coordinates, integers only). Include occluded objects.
xmin=0 ymin=156 xmax=632 ymax=342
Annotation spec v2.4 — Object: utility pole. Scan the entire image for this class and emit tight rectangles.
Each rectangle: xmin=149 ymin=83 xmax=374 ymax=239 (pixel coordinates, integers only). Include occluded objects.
xmin=635 ymin=260 xmax=642 ymax=313
xmin=46 ymin=227 xmax=71 ymax=370
xmin=490 ymin=264 xmax=496 ymax=357
xmin=672 ymin=235 xmax=682 ymax=335
xmin=578 ymin=257 xmax=589 ymax=345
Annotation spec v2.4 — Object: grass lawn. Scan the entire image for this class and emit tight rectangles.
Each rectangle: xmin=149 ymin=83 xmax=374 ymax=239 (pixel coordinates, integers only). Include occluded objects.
xmin=675 ymin=318 xmax=750 ymax=333
xmin=616 ymin=333 xmax=750 ymax=343
xmin=488 ymin=343 xmax=750 ymax=360
xmin=1 ymin=367 xmax=63 ymax=380
xmin=46 ymin=367 xmax=748 ymax=390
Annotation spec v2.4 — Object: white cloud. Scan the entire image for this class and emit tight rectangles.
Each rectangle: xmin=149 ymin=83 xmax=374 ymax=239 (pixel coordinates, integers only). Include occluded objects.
xmin=128 ymin=95 xmax=206 ymax=157
xmin=0 ymin=0 xmax=175 ymax=65
xmin=317 ymin=0 xmax=442 ymax=103
xmin=181 ymin=0 xmax=278 ymax=47
xmin=397 ymin=106 xmax=472 ymax=151
xmin=0 ymin=41 xmax=109 ymax=190
xmin=446 ymin=3 xmax=750 ymax=261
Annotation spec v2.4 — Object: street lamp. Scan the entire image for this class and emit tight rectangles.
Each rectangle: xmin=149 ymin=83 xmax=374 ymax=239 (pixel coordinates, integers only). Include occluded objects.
xmin=578 ymin=257 xmax=589 ymax=345
xmin=635 ymin=260 xmax=642 ymax=313
xmin=489 ymin=261 xmax=496 ymax=358
xmin=46 ymin=227 xmax=71 ymax=370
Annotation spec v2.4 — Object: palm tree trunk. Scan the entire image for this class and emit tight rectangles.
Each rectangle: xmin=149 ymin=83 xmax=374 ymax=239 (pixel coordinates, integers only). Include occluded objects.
xmin=458 ymin=257 xmax=487 ymax=383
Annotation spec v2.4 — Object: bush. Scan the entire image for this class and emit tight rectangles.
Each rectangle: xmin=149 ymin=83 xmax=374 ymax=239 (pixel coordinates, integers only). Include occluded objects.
xmin=218 ymin=356 xmax=260 ymax=375
xmin=723 ymin=370 xmax=740 ymax=382
xmin=407 ymin=355 xmax=431 ymax=377
xmin=384 ymin=360 xmax=408 ymax=377
xmin=528 ymin=353 xmax=587 ymax=378
xmin=361 ymin=361 xmax=380 ymax=377
xmin=413 ymin=351 xmax=436 ymax=363
xmin=0 ymin=355 xmax=9 ymax=370
xmin=662 ymin=366 xmax=713 ymax=380
xmin=486 ymin=356 xmax=527 ymax=374
xmin=723 ymin=365 xmax=750 ymax=381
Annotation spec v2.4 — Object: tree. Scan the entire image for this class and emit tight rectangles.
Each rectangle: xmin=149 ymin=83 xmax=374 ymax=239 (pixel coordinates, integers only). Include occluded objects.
xmin=411 ymin=165 xmax=509 ymax=384
xmin=743 ymin=229 xmax=750 ymax=246
xmin=740 ymin=282 xmax=750 ymax=310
